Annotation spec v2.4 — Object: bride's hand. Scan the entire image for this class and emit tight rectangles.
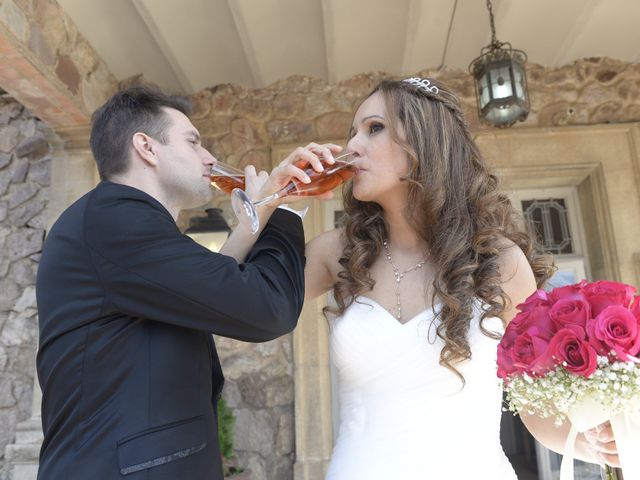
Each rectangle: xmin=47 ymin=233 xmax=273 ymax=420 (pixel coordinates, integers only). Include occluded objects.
xmin=242 ymin=142 xmax=343 ymax=207
xmin=269 ymin=142 xmax=343 ymax=204
xmin=583 ymin=421 xmax=620 ymax=468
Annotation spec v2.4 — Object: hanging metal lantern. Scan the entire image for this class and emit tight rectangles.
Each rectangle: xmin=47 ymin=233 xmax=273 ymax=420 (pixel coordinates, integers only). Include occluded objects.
xmin=469 ymin=0 xmax=530 ymax=128
xmin=185 ymin=208 xmax=231 ymax=252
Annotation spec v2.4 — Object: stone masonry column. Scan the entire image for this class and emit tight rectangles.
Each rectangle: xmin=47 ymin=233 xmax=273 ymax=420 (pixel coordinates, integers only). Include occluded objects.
xmin=4 ymin=126 xmax=94 ymax=480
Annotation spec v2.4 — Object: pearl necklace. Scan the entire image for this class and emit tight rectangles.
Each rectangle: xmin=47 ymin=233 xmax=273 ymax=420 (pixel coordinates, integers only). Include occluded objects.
xmin=382 ymin=239 xmax=426 ymax=321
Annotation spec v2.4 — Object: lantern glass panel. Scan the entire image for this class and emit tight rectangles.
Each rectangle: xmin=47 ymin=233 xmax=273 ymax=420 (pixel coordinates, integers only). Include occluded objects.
xmin=485 ymin=103 xmax=527 ymax=127
xmin=513 ymin=64 xmax=526 ymax=99
xmin=186 ymin=231 xmax=229 ymax=253
xmin=490 ymin=65 xmax=513 ymax=99
xmin=479 ymin=74 xmax=490 ymax=108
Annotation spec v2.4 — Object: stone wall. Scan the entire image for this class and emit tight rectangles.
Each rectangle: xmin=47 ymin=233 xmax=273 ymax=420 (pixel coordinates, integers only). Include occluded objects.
xmin=0 ymin=95 xmax=50 ymax=478
xmin=214 ymin=337 xmax=295 ymax=479
xmin=191 ymin=58 xmax=640 ymax=182
xmin=0 ymin=0 xmax=117 ymax=124
xmin=183 ymin=57 xmax=640 ymax=480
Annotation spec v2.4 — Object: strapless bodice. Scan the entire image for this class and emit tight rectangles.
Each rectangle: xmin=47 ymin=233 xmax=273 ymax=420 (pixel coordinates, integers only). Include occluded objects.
xmin=326 ymin=296 xmax=517 ymax=480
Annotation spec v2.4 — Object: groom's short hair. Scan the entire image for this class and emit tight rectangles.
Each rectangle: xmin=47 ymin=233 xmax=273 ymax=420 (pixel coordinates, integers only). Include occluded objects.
xmin=89 ymin=84 xmax=192 ymax=181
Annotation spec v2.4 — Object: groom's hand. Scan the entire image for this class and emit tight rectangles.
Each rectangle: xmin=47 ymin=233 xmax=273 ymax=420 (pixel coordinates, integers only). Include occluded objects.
xmin=242 ymin=165 xmax=270 ymax=203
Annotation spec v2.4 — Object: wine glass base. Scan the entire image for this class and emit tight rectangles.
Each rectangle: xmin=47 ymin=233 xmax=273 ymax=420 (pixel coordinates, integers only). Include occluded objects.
xmin=231 ymin=188 xmax=260 ymax=234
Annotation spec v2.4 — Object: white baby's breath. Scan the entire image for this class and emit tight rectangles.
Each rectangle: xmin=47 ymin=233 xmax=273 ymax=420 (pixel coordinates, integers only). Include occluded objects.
xmin=504 ymin=358 xmax=640 ymax=426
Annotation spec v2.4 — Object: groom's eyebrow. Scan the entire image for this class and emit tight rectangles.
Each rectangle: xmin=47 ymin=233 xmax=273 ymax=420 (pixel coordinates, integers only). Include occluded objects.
xmin=184 ymin=129 xmax=201 ymax=141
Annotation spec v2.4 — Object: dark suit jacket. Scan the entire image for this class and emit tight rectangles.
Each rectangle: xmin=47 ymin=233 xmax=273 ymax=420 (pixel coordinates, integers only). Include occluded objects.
xmin=35 ymin=181 xmax=305 ymax=479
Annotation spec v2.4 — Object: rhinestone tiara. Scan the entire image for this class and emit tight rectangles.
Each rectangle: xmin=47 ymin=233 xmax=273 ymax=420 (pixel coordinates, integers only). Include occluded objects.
xmin=402 ymin=77 xmax=439 ymax=94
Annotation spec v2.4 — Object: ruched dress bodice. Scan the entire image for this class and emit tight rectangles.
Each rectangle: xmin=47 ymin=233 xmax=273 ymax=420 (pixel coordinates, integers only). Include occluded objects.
xmin=326 ymin=296 xmax=517 ymax=480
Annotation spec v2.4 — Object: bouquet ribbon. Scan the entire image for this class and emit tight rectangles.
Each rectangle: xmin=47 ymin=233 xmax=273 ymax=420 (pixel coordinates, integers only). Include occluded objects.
xmin=560 ymin=394 xmax=640 ymax=480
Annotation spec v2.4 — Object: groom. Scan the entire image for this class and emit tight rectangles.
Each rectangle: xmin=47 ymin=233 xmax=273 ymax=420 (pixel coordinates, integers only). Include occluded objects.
xmin=35 ymin=85 xmax=306 ymax=479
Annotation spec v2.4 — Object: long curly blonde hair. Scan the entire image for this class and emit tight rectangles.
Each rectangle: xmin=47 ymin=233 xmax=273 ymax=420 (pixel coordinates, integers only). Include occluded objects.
xmin=326 ymin=79 xmax=554 ymax=381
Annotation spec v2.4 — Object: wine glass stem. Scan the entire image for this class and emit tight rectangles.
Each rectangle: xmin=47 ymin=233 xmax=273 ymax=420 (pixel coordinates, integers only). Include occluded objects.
xmin=253 ymin=191 xmax=282 ymax=208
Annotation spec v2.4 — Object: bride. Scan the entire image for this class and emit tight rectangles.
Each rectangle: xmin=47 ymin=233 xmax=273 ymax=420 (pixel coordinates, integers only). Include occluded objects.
xmin=298 ymin=78 xmax=618 ymax=478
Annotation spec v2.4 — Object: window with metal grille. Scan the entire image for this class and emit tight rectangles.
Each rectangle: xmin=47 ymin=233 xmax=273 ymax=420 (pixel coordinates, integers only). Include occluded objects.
xmin=521 ymin=198 xmax=573 ymax=255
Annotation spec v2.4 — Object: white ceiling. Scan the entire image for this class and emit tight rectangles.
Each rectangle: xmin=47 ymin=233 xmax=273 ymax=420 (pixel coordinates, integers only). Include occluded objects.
xmin=57 ymin=0 xmax=640 ymax=93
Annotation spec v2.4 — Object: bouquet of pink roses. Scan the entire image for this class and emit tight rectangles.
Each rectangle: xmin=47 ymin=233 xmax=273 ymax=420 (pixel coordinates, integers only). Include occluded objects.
xmin=497 ymin=280 xmax=640 ymax=479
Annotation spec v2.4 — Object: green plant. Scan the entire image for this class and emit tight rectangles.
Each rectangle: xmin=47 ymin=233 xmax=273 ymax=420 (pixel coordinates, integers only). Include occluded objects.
xmin=217 ymin=398 xmax=248 ymax=477
xmin=217 ymin=397 xmax=235 ymax=461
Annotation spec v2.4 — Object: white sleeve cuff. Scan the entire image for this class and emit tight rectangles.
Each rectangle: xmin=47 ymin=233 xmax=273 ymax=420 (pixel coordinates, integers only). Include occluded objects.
xmin=277 ymin=204 xmax=309 ymax=220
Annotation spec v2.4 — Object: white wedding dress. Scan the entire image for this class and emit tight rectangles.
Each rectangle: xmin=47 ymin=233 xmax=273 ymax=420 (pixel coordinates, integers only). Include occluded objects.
xmin=326 ymin=296 xmax=518 ymax=480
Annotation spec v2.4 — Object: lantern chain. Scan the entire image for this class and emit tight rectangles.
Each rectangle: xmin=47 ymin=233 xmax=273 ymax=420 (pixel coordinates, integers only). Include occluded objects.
xmin=486 ymin=0 xmax=504 ymax=51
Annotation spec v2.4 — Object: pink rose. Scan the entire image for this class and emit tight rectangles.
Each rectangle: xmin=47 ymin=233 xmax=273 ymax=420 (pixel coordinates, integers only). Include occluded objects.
xmin=510 ymin=326 xmax=554 ymax=376
xmin=497 ymin=306 xmax=556 ymax=379
xmin=583 ymin=280 xmax=636 ymax=316
xmin=510 ymin=306 xmax=555 ymax=338
xmin=497 ymin=342 xmax=517 ymax=379
xmin=517 ymin=289 xmax=551 ymax=313
xmin=547 ymin=326 xmax=598 ymax=377
xmin=549 ymin=298 xmax=591 ymax=330
xmin=631 ymin=295 xmax=640 ymax=318
xmin=548 ymin=282 xmax=588 ymax=303
xmin=586 ymin=305 xmax=640 ymax=360
xmin=497 ymin=321 xmax=520 ymax=379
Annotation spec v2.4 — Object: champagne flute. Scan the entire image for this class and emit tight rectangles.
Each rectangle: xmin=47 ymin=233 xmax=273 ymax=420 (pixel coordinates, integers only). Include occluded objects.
xmin=209 ymin=161 xmax=246 ymax=194
xmin=208 ymin=152 xmax=357 ymax=233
